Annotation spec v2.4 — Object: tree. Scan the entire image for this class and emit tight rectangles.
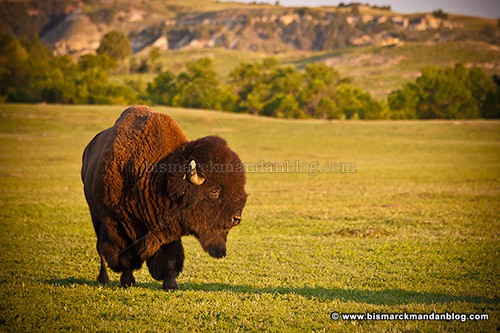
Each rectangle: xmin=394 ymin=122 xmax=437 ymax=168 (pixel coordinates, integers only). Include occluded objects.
xmin=78 ymin=53 xmax=116 ymax=71
xmin=97 ymin=30 xmax=131 ymax=62
xmin=230 ymin=57 xmax=305 ymax=116
xmin=350 ymin=5 xmax=360 ymax=16
xmin=75 ymin=54 xmax=127 ymax=104
xmin=146 ymin=58 xmax=233 ymax=111
xmin=262 ymin=94 xmax=301 ymax=118
xmin=432 ymin=9 xmax=448 ymax=19
xmin=229 ymin=58 xmax=279 ymax=114
xmin=0 ymin=33 xmax=29 ymax=98
xmin=388 ymin=87 xmax=418 ymax=119
xmin=147 ymin=71 xmax=177 ymax=105
xmin=24 ymin=36 xmax=52 ymax=99
xmin=74 ymin=65 xmax=110 ymax=104
xmin=263 ymin=66 xmax=305 ymax=118
xmin=42 ymin=55 xmax=78 ymax=103
xmin=466 ymin=66 xmax=493 ymax=110
xmin=172 ymin=58 xmax=224 ymax=110
xmin=388 ymin=64 xmax=496 ymax=119
xmin=332 ymin=83 xmax=378 ymax=119
xmin=299 ymin=63 xmax=340 ymax=117
xmin=148 ymin=47 xmax=162 ymax=73
xmin=482 ymin=87 xmax=500 ymax=118
xmin=314 ymin=97 xmax=337 ymax=119
xmin=229 ymin=57 xmax=381 ymax=119
xmin=0 ymin=32 xmax=149 ymax=105
xmin=0 ymin=34 xmax=55 ymax=102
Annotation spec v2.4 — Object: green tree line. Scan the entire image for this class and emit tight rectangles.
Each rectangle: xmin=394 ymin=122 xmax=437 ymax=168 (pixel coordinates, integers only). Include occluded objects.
xmin=388 ymin=64 xmax=499 ymax=119
xmin=0 ymin=32 xmax=140 ymax=104
xmin=1 ymin=32 xmax=498 ymax=119
xmin=147 ymin=57 xmax=383 ymax=119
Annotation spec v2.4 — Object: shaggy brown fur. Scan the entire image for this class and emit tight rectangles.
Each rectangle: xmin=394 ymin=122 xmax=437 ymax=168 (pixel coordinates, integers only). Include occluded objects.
xmin=81 ymin=105 xmax=247 ymax=290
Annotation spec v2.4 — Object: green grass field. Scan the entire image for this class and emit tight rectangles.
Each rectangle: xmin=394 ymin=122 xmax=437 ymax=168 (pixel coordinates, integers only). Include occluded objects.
xmin=0 ymin=104 xmax=499 ymax=332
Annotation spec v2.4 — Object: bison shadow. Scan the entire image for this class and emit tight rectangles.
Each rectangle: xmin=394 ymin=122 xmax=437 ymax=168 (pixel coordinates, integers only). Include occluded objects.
xmin=179 ymin=282 xmax=497 ymax=305
xmin=46 ymin=278 xmax=496 ymax=306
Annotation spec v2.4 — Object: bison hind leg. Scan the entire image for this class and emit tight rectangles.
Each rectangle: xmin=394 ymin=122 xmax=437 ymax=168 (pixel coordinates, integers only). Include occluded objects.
xmin=93 ymin=218 xmax=109 ymax=284
xmin=147 ymin=239 xmax=185 ymax=291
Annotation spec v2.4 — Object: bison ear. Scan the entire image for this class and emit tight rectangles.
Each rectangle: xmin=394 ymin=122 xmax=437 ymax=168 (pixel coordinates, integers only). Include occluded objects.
xmin=186 ymin=160 xmax=205 ymax=185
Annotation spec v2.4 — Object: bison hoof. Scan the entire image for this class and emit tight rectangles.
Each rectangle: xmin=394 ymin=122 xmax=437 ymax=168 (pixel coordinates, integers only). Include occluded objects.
xmin=163 ymin=279 xmax=179 ymax=291
xmin=97 ymin=272 xmax=109 ymax=284
xmin=120 ymin=272 xmax=136 ymax=288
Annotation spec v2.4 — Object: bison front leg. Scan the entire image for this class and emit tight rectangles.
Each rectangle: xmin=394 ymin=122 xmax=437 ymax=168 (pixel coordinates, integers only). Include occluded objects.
xmin=118 ymin=249 xmax=143 ymax=288
xmin=97 ymin=251 xmax=109 ymax=284
xmin=98 ymin=240 xmax=137 ymax=287
xmin=120 ymin=270 xmax=135 ymax=287
xmin=147 ymin=240 xmax=184 ymax=291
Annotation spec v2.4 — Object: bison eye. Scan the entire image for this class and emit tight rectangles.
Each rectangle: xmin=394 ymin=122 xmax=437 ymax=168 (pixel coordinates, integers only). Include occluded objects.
xmin=209 ymin=187 xmax=221 ymax=199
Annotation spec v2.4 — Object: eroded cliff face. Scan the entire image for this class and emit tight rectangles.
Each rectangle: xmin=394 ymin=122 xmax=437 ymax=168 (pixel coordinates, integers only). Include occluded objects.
xmin=42 ymin=9 xmax=102 ymax=57
xmin=4 ymin=1 xmax=496 ymax=56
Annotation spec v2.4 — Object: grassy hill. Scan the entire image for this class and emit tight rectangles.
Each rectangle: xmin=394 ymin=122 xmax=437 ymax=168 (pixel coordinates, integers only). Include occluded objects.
xmin=121 ymin=39 xmax=500 ymax=100
xmin=292 ymin=41 xmax=500 ymax=99
xmin=0 ymin=104 xmax=499 ymax=332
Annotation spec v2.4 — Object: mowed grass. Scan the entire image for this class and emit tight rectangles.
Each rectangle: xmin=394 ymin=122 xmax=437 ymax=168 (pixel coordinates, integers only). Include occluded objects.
xmin=0 ymin=104 xmax=499 ymax=332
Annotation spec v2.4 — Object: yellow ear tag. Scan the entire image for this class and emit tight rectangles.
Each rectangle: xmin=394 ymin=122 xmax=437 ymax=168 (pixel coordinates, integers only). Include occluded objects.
xmin=183 ymin=174 xmax=186 ymax=180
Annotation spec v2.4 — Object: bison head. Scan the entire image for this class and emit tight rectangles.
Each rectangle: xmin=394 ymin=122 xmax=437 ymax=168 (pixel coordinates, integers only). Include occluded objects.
xmin=163 ymin=136 xmax=247 ymax=258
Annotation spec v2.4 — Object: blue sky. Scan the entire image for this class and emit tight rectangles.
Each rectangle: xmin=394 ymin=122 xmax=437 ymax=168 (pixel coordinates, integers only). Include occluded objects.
xmin=228 ymin=0 xmax=500 ymax=19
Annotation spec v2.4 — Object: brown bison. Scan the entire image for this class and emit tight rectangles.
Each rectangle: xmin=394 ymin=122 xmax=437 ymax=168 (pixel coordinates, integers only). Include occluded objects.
xmin=81 ymin=105 xmax=247 ymax=290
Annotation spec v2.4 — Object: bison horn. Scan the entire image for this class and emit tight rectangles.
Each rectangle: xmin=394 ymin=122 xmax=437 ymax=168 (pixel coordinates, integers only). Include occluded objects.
xmin=188 ymin=160 xmax=205 ymax=185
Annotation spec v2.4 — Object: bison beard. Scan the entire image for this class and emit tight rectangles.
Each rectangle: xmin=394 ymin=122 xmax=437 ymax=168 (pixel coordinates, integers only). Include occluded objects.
xmin=81 ymin=105 xmax=247 ymax=290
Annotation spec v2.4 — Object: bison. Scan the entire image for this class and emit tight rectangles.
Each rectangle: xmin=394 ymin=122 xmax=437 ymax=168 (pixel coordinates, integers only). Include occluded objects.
xmin=81 ymin=105 xmax=247 ymax=290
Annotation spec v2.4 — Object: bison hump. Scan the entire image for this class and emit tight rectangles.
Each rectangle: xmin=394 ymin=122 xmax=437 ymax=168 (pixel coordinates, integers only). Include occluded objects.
xmin=103 ymin=106 xmax=187 ymax=206
xmin=113 ymin=106 xmax=187 ymax=164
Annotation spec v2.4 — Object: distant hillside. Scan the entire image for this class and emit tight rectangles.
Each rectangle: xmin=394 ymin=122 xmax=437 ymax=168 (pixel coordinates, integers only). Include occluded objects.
xmin=0 ymin=0 xmax=498 ymax=57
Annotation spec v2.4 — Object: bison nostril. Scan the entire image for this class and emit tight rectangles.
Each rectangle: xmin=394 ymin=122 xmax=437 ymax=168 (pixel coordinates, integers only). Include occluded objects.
xmin=231 ymin=214 xmax=242 ymax=226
